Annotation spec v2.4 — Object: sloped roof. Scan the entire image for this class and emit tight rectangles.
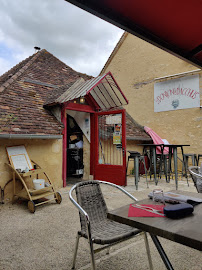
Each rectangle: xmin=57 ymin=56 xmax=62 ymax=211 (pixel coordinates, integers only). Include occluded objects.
xmin=0 ymin=54 xmax=35 ymax=87
xmin=45 ymin=72 xmax=128 ymax=111
xmin=0 ymin=49 xmax=150 ymax=141
xmin=125 ymin=112 xmax=152 ymax=141
xmin=0 ymin=49 xmax=92 ymax=136
xmin=44 ymin=80 xmax=77 ymax=106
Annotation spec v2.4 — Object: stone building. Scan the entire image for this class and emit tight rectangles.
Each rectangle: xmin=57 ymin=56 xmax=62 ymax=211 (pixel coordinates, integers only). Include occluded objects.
xmin=0 ymin=49 xmax=150 ymax=202
xmin=100 ymin=32 xmax=202 ymax=162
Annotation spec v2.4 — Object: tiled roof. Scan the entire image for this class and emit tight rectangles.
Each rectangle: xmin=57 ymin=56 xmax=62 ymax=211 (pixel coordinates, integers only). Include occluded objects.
xmin=44 ymin=81 xmax=77 ymax=106
xmin=0 ymin=49 xmax=151 ymax=140
xmin=0 ymin=49 xmax=92 ymax=135
xmin=0 ymin=54 xmax=34 ymax=86
xmin=126 ymin=112 xmax=152 ymax=141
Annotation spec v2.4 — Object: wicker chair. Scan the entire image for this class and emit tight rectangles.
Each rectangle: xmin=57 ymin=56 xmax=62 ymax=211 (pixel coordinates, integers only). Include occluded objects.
xmin=189 ymin=166 xmax=202 ymax=193
xmin=69 ymin=180 xmax=153 ymax=270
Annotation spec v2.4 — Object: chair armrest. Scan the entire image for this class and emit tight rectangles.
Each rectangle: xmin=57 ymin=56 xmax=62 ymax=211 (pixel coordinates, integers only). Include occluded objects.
xmin=97 ymin=180 xmax=138 ymax=201
xmin=189 ymin=166 xmax=200 ymax=177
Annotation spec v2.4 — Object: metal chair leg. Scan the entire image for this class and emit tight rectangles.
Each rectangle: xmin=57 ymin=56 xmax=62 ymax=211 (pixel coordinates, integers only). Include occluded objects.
xmin=192 ymin=155 xmax=197 ymax=166
xmin=89 ymin=238 xmax=96 ymax=270
xmin=164 ymin=156 xmax=168 ymax=182
xmin=126 ymin=156 xmax=130 ymax=176
xmin=142 ymin=157 xmax=149 ymax=188
xmin=185 ymin=156 xmax=189 ymax=186
xmin=134 ymin=156 xmax=139 ymax=190
xmin=159 ymin=154 xmax=163 ymax=180
xmin=72 ymin=233 xmax=81 ymax=269
xmin=143 ymin=232 xmax=153 ymax=270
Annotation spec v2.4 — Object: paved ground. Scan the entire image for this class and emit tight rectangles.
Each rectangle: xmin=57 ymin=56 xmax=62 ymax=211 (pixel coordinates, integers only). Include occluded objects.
xmin=0 ymin=175 xmax=202 ymax=270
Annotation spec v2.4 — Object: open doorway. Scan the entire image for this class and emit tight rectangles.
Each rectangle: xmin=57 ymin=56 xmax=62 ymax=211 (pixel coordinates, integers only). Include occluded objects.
xmin=66 ymin=114 xmax=84 ymax=182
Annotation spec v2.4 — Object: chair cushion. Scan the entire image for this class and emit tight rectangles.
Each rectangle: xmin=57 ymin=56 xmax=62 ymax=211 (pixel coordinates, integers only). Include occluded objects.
xmin=79 ymin=219 xmax=141 ymax=245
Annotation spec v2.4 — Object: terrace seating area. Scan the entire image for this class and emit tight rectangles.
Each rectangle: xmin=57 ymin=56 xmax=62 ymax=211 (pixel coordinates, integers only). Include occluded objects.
xmin=0 ymin=175 xmax=202 ymax=270
xmin=127 ymin=142 xmax=202 ymax=191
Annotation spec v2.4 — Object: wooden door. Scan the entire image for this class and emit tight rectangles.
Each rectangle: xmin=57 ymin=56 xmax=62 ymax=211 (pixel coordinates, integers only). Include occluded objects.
xmin=94 ymin=109 xmax=126 ymax=186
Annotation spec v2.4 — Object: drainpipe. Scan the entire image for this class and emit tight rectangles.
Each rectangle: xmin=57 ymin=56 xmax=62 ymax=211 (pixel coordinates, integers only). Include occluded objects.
xmin=0 ymin=134 xmax=62 ymax=139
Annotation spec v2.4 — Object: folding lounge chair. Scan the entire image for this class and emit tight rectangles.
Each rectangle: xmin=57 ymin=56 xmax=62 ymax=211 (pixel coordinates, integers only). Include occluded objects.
xmin=6 ymin=145 xmax=62 ymax=213
xmin=69 ymin=180 xmax=153 ymax=270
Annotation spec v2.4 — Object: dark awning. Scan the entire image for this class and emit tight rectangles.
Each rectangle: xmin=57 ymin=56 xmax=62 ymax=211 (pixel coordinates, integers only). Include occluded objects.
xmin=65 ymin=0 xmax=202 ymax=68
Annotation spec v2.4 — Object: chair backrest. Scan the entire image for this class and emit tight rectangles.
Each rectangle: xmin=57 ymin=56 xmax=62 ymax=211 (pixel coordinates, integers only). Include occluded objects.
xmin=75 ymin=181 xmax=108 ymax=231
xmin=189 ymin=166 xmax=202 ymax=193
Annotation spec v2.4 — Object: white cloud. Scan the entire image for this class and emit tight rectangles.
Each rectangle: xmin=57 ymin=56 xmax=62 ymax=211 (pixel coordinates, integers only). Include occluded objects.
xmin=0 ymin=0 xmax=124 ymax=76
xmin=0 ymin=57 xmax=13 ymax=75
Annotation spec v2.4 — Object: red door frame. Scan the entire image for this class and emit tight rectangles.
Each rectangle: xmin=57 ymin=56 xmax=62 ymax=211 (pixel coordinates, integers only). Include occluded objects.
xmin=93 ymin=108 xmax=127 ymax=186
xmin=61 ymin=102 xmax=126 ymax=187
xmin=61 ymin=105 xmax=67 ymax=187
xmin=61 ymin=101 xmax=96 ymax=187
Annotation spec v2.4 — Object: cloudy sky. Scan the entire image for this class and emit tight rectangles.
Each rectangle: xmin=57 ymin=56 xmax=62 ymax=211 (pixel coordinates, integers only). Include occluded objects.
xmin=0 ymin=0 xmax=124 ymax=77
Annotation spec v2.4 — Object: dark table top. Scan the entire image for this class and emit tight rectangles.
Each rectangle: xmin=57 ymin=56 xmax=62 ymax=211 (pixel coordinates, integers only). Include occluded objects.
xmin=108 ymin=190 xmax=202 ymax=251
xmin=163 ymin=144 xmax=190 ymax=147
xmin=136 ymin=144 xmax=190 ymax=147
xmin=136 ymin=144 xmax=163 ymax=147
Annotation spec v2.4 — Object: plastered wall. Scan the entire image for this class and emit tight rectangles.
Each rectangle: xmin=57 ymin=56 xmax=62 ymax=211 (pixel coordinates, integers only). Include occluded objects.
xmin=0 ymin=139 xmax=63 ymax=203
xmin=102 ymin=34 xmax=202 ymax=162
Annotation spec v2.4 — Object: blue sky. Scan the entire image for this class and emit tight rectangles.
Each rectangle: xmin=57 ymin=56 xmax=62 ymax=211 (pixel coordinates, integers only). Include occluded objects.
xmin=0 ymin=0 xmax=123 ymax=77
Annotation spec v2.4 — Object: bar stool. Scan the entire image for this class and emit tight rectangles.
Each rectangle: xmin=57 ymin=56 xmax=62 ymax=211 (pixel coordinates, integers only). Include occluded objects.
xmin=126 ymin=151 xmax=148 ymax=190
xmin=182 ymin=154 xmax=198 ymax=182
xmin=158 ymin=153 xmax=170 ymax=182
xmin=198 ymin=154 xmax=202 ymax=166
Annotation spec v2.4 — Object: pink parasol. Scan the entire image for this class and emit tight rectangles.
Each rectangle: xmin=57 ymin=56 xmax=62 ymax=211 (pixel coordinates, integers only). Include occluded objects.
xmin=144 ymin=126 xmax=169 ymax=154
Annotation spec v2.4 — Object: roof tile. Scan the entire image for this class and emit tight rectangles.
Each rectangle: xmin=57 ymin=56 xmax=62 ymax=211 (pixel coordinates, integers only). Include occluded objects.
xmin=0 ymin=49 xmax=91 ymax=135
xmin=0 ymin=49 xmax=151 ymax=140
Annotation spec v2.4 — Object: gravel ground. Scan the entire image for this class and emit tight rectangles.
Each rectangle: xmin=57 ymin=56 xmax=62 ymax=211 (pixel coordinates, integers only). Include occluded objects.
xmin=0 ymin=176 xmax=202 ymax=270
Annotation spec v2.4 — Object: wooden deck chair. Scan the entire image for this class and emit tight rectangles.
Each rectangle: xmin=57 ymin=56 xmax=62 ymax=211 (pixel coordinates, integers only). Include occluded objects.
xmin=6 ymin=145 xmax=62 ymax=213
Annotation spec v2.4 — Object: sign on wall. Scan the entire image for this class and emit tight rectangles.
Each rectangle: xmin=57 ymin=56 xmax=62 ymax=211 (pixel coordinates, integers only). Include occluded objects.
xmin=106 ymin=114 xmax=122 ymax=124
xmin=6 ymin=145 xmax=33 ymax=171
xmin=154 ymin=74 xmax=200 ymax=112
